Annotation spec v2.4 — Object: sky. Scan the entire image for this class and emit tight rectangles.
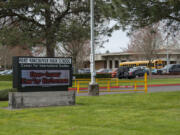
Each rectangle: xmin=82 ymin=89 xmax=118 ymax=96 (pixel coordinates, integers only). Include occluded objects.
xmin=98 ymin=30 xmax=130 ymax=53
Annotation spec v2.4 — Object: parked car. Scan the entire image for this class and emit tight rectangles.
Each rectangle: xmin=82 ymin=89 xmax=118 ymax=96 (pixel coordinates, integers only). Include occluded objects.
xmin=169 ymin=64 xmax=180 ymax=73
xmin=0 ymin=70 xmax=8 ymax=75
xmin=111 ymin=68 xmax=118 ymax=78
xmin=78 ymin=68 xmax=90 ymax=74
xmin=0 ymin=70 xmax=5 ymax=75
xmin=96 ymin=68 xmax=112 ymax=74
xmin=136 ymin=66 xmax=150 ymax=74
xmin=158 ymin=64 xmax=180 ymax=74
xmin=128 ymin=67 xmax=146 ymax=79
xmin=0 ymin=70 xmax=12 ymax=75
xmin=116 ymin=67 xmax=130 ymax=79
xmin=151 ymin=69 xmax=158 ymax=75
xmin=157 ymin=65 xmax=168 ymax=74
xmin=5 ymin=70 xmax=13 ymax=75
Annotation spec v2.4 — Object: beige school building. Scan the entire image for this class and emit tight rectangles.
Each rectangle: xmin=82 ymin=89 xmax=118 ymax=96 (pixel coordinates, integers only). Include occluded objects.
xmin=91 ymin=49 xmax=180 ymax=70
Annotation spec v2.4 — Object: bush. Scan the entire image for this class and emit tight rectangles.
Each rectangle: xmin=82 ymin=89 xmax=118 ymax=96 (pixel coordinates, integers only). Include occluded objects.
xmin=96 ymin=73 xmax=112 ymax=78
xmin=0 ymin=75 xmax=12 ymax=81
xmin=0 ymin=88 xmax=17 ymax=101
xmin=73 ymin=73 xmax=112 ymax=79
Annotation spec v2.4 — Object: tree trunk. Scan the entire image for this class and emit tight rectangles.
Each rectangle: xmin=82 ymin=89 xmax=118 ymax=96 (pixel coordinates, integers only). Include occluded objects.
xmin=45 ymin=6 xmax=56 ymax=57
xmin=45 ymin=29 xmax=56 ymax=57
xmin=46 ymin=42 xmax=55 ymax=57
xmin=148 ymin=60 xmax=152 ymax=80
xmin=149 ymin=67 xmax=152 ymax=80
xmin=72 ymin=56 xmax=78 ymax=74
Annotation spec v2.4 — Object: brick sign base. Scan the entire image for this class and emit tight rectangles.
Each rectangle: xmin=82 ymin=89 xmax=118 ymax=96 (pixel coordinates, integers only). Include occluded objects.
xmin=9 ymin=91 xmax=75 ymax=109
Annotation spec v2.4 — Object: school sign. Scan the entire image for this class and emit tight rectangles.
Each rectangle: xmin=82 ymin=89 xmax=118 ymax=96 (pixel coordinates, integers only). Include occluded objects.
xmin=13 ymin=57 xmax=72 ymax=92
xmin=9 ymin=57 xmax=75 ymax=109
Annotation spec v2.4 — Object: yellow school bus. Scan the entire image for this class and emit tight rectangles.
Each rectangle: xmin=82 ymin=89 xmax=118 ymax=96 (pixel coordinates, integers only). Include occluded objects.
xmin=119 ymin=59 xmax=163 ymax=69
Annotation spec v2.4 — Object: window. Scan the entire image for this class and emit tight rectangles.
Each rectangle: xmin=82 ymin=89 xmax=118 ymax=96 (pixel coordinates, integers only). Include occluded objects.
xmin=175 ymin=65 xmax=180 ymax=68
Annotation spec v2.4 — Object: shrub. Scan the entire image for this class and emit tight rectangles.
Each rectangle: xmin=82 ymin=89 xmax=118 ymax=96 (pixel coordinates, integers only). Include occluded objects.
xmin=0 ymin=88 xmax=17 ymax=101
xmin=73 ymin=73 xmax=112 ymax=79
xmin=0 ymin=75 xmax=12 ymax=81
xmin=96 ymin=73 xmax=112 ymax=78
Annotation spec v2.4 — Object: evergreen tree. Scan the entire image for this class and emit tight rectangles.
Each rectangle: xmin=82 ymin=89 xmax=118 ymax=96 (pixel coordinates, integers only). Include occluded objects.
xmin=111 ymin=0 xmax=180 ymax=33
xmin=0 ymin=0 xmax=113 ymax=57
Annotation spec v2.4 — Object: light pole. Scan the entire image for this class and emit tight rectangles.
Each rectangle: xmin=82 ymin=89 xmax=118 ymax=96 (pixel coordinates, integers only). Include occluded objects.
xmin=88 ymin=0 xmax=99 ymax=96
xmin=90 ymin=0 xmax=96 ymax=85
xmin=88 ymin=0 xmax=111 ymax=95
xmin=166 ymin=33 xmax=170 ymax=73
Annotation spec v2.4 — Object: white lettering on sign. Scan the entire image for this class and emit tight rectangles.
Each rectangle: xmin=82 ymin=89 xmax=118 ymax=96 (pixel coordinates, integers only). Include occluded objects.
xmin=19 ymin=58 xmax=72 ymax=64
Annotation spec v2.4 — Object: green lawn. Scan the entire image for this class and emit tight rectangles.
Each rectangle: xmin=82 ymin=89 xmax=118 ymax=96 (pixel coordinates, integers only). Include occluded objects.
xmin=148 ymin=78 xmax=180 ymax=85
xmin=0 ymin=81 xmax=12 ymax=90
xmin=0 ymin=91 xmax=180 ymax=135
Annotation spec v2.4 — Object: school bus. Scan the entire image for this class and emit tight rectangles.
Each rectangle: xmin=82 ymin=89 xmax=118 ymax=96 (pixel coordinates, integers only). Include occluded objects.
xmin=119 ymin=59 xmax=163 ymax=69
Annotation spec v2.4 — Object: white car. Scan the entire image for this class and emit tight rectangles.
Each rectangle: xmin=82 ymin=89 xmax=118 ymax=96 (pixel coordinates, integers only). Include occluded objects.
xmin=0 ymin=70 xmax=12 ymax=75
xmin=0 ymin=70 xmax=7 ymax=75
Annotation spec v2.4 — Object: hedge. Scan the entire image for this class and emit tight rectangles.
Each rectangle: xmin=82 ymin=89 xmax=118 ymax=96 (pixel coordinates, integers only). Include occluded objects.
xmin=73 ymin=73 xmax=112 ymax=79
xmin=0 ymin=73 xmax=112 ymax=81
xmin=0 ymin=88 xmax=17 ymax=101
xmin=0 ymin=75 xmax=12 ymax=81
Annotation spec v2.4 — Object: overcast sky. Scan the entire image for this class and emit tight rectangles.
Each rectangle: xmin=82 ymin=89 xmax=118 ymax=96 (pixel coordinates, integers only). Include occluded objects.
xmin=97 ymin=29 xmax=130 ymax=53
xmin=96 ymin=20 xmax=130 ymax=54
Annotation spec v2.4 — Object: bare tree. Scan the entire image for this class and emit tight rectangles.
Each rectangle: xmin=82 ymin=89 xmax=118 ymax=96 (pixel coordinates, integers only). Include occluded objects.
xmin=0 ymin=46 xmax=10 ymax=70
xmin=57 ymin=40 xmax=90 ymax=73
xmin=0 ymin=45 xmax=32 ymax=69
xmin=126 ymin=24 xmax=163 ymax=77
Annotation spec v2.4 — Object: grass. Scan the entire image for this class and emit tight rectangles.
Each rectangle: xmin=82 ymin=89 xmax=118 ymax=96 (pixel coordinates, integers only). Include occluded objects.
xmin=0 ymin=81 xmax=12 ymax=90
xmin=0 ymin=91 xmax=180 ymax=135
xmin=148 ymin=78 xmax=180 ymax=85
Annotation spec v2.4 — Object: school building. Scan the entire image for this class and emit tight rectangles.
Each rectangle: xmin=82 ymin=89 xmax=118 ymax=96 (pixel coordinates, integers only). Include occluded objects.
xmin=93 ymin=49 xmax=180 ymax=70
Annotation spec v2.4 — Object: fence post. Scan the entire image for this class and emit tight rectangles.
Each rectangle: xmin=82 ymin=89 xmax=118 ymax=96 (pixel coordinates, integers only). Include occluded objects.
xmin=144 ymin=73 xmax=148 ymax=93
xmin=75 ymin=80 xmax=77 ymax=88
xmin=134 ymin=81 xmax=137 ymax=92
xmin=77 ymin=81 xmax=80 ymax=93
xmin=108 ymin=80 xmax=110 ymax=91
xmin=116 ymin=78 xmax=118 ymax=87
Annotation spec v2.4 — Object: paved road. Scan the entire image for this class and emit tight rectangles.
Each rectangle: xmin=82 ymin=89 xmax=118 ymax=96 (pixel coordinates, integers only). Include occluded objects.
xmin=148 ymin=85 xmax=180 ymax=92
xmin=76 ymin=85 xmax=180 ymax=96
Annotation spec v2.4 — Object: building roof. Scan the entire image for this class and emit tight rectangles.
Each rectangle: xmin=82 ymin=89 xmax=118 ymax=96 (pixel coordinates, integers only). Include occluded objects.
xmin=95 ymin=49 xmax=180 ymax=61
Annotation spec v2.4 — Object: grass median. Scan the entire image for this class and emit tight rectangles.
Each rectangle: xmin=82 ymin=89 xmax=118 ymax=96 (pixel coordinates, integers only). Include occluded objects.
xmin=0 ymin=91 xmax=180 ymax=135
